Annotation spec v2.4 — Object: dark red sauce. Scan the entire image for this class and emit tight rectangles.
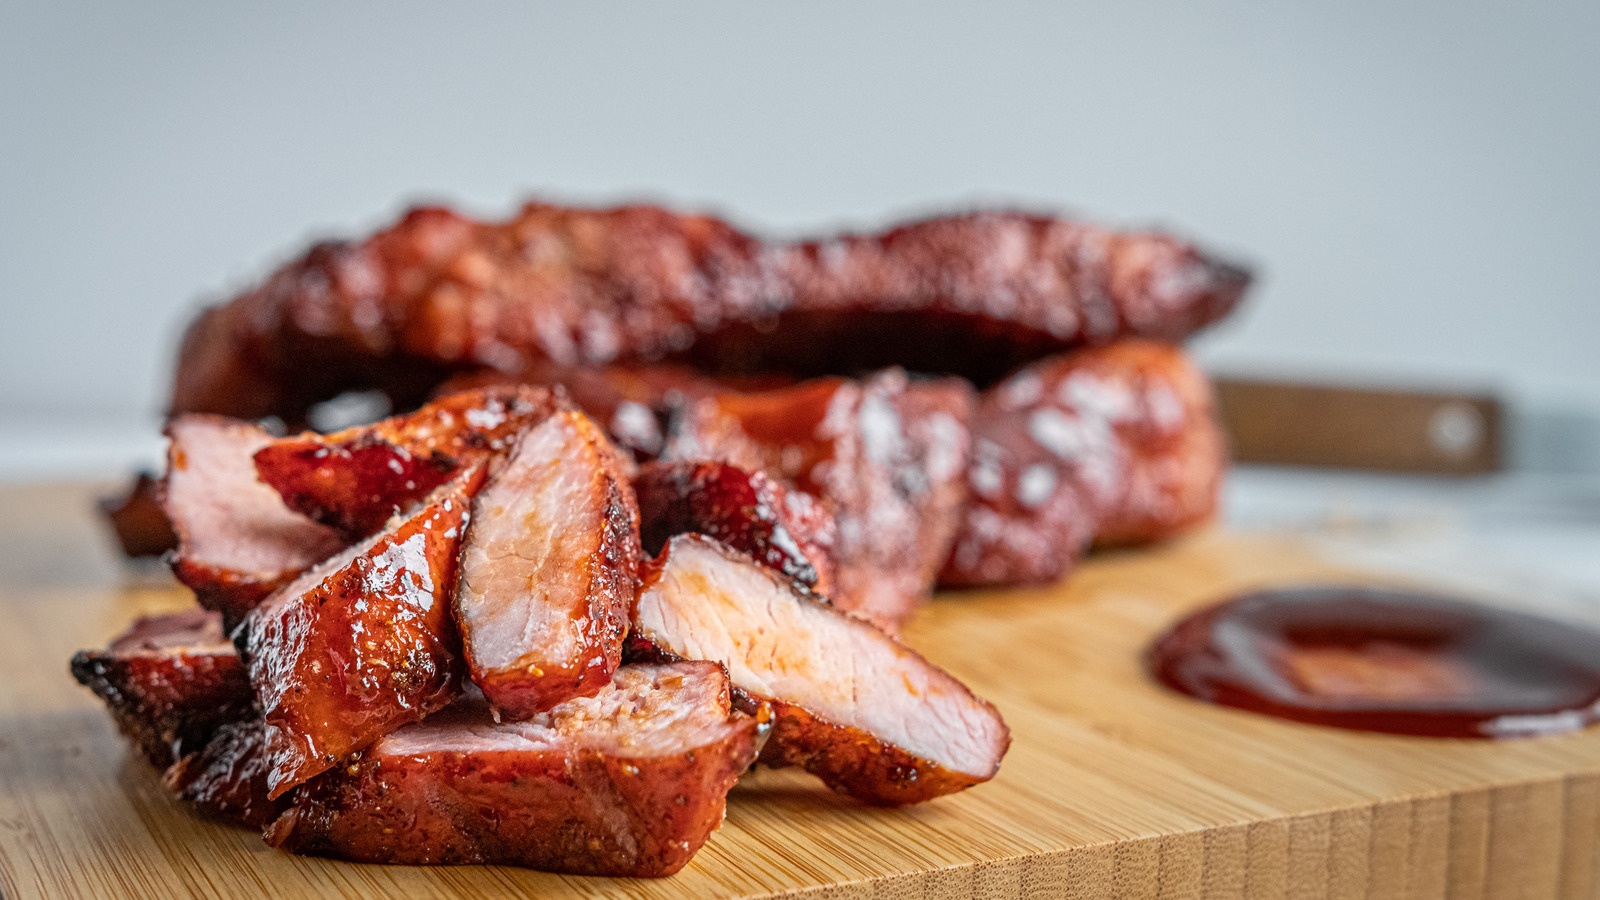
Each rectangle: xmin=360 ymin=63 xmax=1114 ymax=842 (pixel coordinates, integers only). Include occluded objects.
xmin=1147 ymin=585 xmax=1600 ymax=738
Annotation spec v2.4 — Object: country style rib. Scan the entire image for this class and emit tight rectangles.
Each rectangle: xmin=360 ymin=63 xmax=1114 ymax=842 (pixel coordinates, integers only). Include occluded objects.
xmin=169 ymin=202 xmax=1250 ymax=425
xmin=940 ymin=340 xmax=1226 ymax=587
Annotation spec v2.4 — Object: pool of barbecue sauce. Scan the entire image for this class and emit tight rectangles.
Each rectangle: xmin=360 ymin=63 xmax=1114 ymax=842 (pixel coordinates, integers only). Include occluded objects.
xmin=1147 ymin=585 xmax=1600 ymax=738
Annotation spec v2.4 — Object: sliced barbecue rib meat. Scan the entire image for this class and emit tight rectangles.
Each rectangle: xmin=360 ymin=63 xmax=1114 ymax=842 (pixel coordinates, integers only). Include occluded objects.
xmin=268 ymin=662 xmax=761 ymax=876
xmin=631 ymin=535 xmax=1009 ymax=806
xmin=69 ymin=609 xmax=253 ymax=768
xmin=164 ymin=416 xmax=347 ymax=628
xmin=164 ymin=719 xmax=286 ymax=829
xmin=99 ymin=472 xmax=178 ymax=558
xmin=940 ymin=340 xmax=1225 ymax=587
xmin=253 ymin=385 xmax=563 ymax=539
xmin=169 ymin=202 xmax=1250 ymax=425
xmin=666 ymin=368 xmax=972 ymax=630
xmin=635 ymin=460 xmax=838 ymax=596
xmin=455 ymin=410 xmax=639 ymax=720
xmin=246 ymin=470 xmax=481 ymax=798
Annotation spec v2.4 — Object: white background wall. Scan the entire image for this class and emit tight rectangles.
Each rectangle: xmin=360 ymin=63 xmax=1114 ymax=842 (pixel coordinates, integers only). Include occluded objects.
xmin=3 ymin=1 xmax=1597 ymax=475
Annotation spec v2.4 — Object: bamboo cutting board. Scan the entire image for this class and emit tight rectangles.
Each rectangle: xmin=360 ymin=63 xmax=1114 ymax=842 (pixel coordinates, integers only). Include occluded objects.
xmin=2 ymin=482 xmax=1599 ymax=899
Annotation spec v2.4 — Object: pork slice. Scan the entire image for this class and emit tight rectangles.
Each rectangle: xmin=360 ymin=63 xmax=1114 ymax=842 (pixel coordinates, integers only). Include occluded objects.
xmin=164 ymin=416 xmax=347 ymax=627
xmin=267 ymin=662 xmax=761 ymax=876
xmin=168 ymin=202 xmax=1250 ymax=429
xmin=455 ymin=410 xmax=639 ymax=719
xmin=940 ymin=340 xmax=1225 ymax=587
xmin=246 ymin=469 xmax=481 ymax=798
xmin=164 ymin=719 xmax=286 ymax=829
xmin=631 ymin=534 xmax=1009 ymax=805
xmin=253 ymin=385 xmax=562 ymax=539
xmin=666 ymin=368 xmax=973 ymax=631
xmin=635 ymin=459 xmax=837 ymax=596
xmin=69 ymin=609 xmax=253 ymax=768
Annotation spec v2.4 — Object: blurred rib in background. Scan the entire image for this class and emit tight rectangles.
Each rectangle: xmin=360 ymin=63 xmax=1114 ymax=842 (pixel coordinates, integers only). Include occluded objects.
xmin=1 ymin=1 xmax=1597 ymax=480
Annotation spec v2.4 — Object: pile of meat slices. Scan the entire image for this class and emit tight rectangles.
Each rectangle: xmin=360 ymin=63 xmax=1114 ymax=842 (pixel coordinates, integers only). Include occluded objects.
xmin=81 ymin=199 xmax=1247 ymax=877
xmin=74 ymin=386 xmax=1011 ymax=875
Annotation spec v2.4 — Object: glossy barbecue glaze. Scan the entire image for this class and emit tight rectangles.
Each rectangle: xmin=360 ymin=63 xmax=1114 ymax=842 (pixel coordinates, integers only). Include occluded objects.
xmin=942 ymin=341 xmax=1224 ymax=587
xmin=667 ymin=368 xmax=973 ymax=630
xmin=631 ymin=535 xmax=1009 ymax=805
xmin=254 ymin=385 xmax=562 ymax=539
xmin=164 ymin=416 xmax=347 ymax=627
xmin=169 ymin=202 xmax=1250 ymax=425
xmin=268 ymin=663 xmax=762 ymax=876
xmin=635 ymin=459 xmax=838 ymax=596
xmin=1150 ymin=585 xmax=1600 ymax=738
xmin=69 ymin=609 xmax=253 ymax=768
xmin=455 ymin=411 xmax=639 ymax=719
xmin=246 ymin=471 xmax=481 ymax=797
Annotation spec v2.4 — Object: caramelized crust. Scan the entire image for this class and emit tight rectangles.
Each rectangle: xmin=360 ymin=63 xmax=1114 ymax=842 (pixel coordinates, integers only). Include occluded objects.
xmin=169 ymin=202 xmax=1249 ymax=425
xmin=667 ymin=369 xmax=973 ymax=629
xmin=253 ymin=385 xmax=562 ymax=538
xmin=69 ymin=609 xmax=253 ymax=768
xmin=941 ymin=341 xmax=1225 ymax=587
xmin=164 ymin=719 xmax=286 ymax=829
xmin=631 ymin=535 xmax=1009 ymax=806
xmin=246 ymin=471 xmax=480 ymax=798
xmin=635 ymin=459 xmax=838 ymax=595
xmin=267 ymin=663 xmax=761 ymax=876
xmin=164 ymin=416 xmax=347 ymax=627
xmin=759 ymin=700 xmax=990 ymax=806
xmin=455 ymin=411 xmax=639 ymax=719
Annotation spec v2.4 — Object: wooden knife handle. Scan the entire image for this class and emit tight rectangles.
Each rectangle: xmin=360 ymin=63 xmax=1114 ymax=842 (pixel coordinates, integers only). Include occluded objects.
xmin=1213 ymin=378 xmax=1502 ymax=474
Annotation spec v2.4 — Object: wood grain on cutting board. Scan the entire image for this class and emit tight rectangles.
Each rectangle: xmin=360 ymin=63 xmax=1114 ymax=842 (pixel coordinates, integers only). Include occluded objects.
xmin=1 ymin=482 xmax=1597 ymax=899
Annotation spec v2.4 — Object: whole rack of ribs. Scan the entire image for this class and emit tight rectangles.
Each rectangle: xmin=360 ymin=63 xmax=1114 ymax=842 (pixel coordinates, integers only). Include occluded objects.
xmin=168 ymin=202 xmax=1249 ymax=427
